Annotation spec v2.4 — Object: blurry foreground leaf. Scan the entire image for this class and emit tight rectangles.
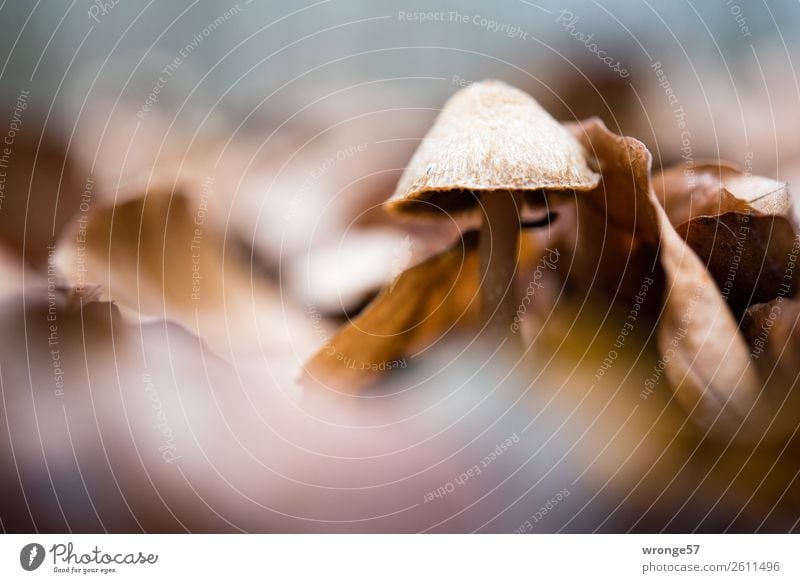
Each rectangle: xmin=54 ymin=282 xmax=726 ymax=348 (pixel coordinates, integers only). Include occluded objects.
xmin=56 ymin=190 xmax=318 ymax=360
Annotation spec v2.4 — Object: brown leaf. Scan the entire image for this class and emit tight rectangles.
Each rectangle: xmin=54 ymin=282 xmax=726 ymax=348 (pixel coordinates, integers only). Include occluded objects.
xmin=653 ymin=162 xmax=789 ymax=226
xmin=655 ymin=162 xmax=798 ymax=316
xmin=572 ymin=119 xmax=762 ymax=436
xmin=0 ymin=120 xmax=87 ymax=266
xmin=56 ymin=190 xmax=318 ymax=360
xmin=677 ymin=212 xmax=798 ymax=316
xmin=741 ymin=298 xmax=800 ymax=434
xmin=300 ymin=231 xmax=481 ymax=392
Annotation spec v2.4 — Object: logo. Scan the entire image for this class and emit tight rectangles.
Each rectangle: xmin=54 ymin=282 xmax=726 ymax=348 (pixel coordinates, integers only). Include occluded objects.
xmin=20 ymin=543 xmax=46 ymax=571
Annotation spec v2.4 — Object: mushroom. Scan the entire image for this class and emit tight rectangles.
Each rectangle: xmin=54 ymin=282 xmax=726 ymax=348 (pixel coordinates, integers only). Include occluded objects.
xmin=384 ymin=80 xmax=599 ymax=343
xmin=300 ymin=81 xmax=600 ymax=392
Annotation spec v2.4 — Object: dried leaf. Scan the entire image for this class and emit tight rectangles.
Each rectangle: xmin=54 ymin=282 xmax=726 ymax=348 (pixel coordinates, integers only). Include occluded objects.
xmin=300 ymin=231 xmax=480 ymax=392
xmin=654 ymin=162 xmax=798 ymax=316
xmin=653 ymin=162 xmax=790 ymax=226
xmin=56 ymin=190 xmax=318 ymax=360
xmin=741 ymin=298 xmax=800 ymax=434
xmin=572 ymin=119 xmax=762 ymax=436
xmin=0 ymin=125 xmax=87 ymax=266
xmin=677 ymin=212 xmax=798 ymax=315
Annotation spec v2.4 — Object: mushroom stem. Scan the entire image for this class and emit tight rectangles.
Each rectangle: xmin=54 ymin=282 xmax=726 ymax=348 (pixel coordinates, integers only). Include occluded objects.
xmin=479 ymin=190 xmax=521 ymax=346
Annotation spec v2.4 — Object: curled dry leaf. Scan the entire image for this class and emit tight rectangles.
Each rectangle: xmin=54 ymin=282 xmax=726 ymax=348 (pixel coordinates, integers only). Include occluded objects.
xmin=572 ymin=119 xmax=762 ymax=436
xmin=677 ymin=212 xmax=798 ymax=316
xmin=549 ymin=128 xmax=664 ymax=309
xmin=741 ymin=298 xmax=800 ymax=435
xmin=653 ymin=162 xmax=789 ymax=226
xmin=300 ymin=231 xmax=480 ymax=393
xmin=654 ymin=161 xmax=798 ymax=317
xmin=56 ymin=190 xmax=319 ymax=360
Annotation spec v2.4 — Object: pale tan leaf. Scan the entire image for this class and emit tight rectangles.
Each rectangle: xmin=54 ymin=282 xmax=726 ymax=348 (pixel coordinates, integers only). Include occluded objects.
xmin=56 ymin=190 xmax=318 ymax=360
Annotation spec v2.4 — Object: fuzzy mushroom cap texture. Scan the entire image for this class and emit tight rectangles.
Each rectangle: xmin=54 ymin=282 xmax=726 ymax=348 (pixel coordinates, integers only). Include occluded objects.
xmin=385 ymin=79 xmax=600 ymax=216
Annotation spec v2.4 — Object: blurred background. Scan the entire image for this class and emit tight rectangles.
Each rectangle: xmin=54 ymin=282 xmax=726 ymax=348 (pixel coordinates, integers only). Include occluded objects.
xmin=1 ymin=0 xmax=799 ymax=533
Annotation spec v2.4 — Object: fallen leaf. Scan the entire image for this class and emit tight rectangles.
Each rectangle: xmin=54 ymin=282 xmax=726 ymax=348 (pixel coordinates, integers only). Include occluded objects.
xmin=741 ymin=298 xmax=800 ymax=434
xmin=572 ymin=118 xmax=763 ymax=437
xmin=653 ymin=162 xmax=789 ymax=226
xmin=654 ymin=161 xmax=798 ymax=317
xmin=300 ymin=231 xmax=481 ymax=392
xmin=0 ymin=121 xmax=88 ymax=266
xmin=56 ymin=189 xmax=319 ymax=361
xmin=677 ymin=212 xmax=798 ymax=316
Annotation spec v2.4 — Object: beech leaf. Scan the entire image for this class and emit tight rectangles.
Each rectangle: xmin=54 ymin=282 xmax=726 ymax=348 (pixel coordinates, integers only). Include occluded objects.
xmin=300 ymin=231 xmax=480 ymax=392
xmin=741 ymin=298 xmax=800 ymax=434
xmin=572 ymin=119 xmax=762 ymax=436
xmin=654 ymin=162 xmax=789 ymax=225
xmin=56 ymin=190 xmax=318 ymax=360
xmin=677 ymin=212 xmax=798 ymax=316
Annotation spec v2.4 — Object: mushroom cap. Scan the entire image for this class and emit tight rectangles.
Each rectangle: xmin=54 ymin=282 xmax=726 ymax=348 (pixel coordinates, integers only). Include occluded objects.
xmin=385 ymin=80 xmax=600 ymax=216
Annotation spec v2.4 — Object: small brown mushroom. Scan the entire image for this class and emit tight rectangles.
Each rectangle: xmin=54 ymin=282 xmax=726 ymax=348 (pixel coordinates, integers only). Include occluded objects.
xmin=385 ymin=80 xmax=599 ymax=343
